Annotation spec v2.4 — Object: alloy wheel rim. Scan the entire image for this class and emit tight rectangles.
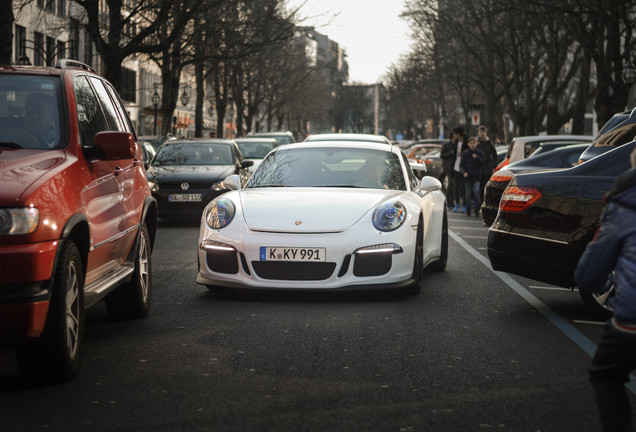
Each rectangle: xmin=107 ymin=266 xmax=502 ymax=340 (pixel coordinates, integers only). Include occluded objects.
xmin=138 ymin=231 xmax=150 ymax=303
xmin=65 ymin=260 xmax=80 ymax=360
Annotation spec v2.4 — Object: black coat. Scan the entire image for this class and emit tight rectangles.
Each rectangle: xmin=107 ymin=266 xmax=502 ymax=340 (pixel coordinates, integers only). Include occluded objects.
xmin=476 ymin=139 xmax=498 ymax=175
xmin=440 ymin=136 xmax=468 ymax=174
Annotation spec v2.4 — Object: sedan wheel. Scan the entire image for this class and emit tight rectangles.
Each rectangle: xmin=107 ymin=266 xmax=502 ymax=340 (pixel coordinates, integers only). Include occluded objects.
xmin=16 ymin=240 xmax=84 ymax=382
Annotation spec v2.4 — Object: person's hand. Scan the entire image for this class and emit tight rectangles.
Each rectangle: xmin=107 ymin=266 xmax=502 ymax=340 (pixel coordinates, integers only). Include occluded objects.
xmin=472 ymin=153 xmax=477 ymax=159
xmin=463 ymin=172 xmax=468 ymax=178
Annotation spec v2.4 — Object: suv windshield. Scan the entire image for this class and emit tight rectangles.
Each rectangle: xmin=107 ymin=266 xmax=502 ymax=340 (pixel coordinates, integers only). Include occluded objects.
xmin=0 ymin=75 xmax=62 ymax=149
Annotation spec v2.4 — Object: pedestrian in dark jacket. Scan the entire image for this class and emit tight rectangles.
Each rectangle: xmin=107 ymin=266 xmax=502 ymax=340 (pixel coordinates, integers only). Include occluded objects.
xmin=459 ymin=136 xmax=484 ymax=217
xmin=443 ymin=127 xmax=468 ymax=212
xmin=575 ymin=147 xmax=636 ymax=432
xmin=476 ymin=125 xmax=498 ymax=200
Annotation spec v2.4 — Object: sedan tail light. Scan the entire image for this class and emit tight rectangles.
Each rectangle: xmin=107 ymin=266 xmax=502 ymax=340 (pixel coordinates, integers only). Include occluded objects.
xmin=489 ymin=170 xmax=513 ymax=183
xmin=500 ymin=185 xmax=542 ymax=212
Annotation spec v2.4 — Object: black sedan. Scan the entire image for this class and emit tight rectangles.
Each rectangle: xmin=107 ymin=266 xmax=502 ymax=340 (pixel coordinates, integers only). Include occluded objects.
xmin=480 ymin=143 xmax=590 ymax=226
xmin=577 ymin=107 xmax=636 ymax=163
xmin=487 ymin=140 xmax=636 ymax=317
xmin=147 ymin=139 xmax=253 ymax=218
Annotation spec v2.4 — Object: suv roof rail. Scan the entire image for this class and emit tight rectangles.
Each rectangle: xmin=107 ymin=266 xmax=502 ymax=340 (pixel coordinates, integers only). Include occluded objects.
xmin=56 ymin=59 xmax=95 ymax=72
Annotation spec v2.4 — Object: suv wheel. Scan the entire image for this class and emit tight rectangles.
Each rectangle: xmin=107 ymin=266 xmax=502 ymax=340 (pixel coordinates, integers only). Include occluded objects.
xmin=105 ymin=223 xmax=152 ymax=320
xmin=16 ymin=240 xmax=84 ymax=382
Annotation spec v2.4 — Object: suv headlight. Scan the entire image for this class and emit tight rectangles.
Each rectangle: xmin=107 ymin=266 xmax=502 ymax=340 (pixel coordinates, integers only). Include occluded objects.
xmin=372 ymin=201 xmax=406 ymax=232
xmin=0 ymin=207 xmax=40 ymax=235
xmin=205 ymin=197 xmax=235 ymax=229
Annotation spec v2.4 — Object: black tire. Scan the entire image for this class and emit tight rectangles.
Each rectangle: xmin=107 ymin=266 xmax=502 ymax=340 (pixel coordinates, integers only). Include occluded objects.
xmin=16 ymin=240 xmax=85 ymax=382
xmin=106 ymin=223 xmax=152 ymax=320
xmin=405 ymin=221 xmax=424 ymax=295
xmin=427 ymin=208 xmax=448 ymax=272
xmin=579 ymin=278 xmax=615 ymax=320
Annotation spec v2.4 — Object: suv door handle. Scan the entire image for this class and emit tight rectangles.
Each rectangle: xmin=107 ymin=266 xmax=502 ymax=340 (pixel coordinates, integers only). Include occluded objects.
xmin=114 ymin=166 xmax=124 ymax=176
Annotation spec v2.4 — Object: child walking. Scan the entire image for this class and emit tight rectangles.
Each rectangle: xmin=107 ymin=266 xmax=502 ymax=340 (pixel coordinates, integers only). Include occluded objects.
xmin=460 ymin=136 xmax=485 ymax=217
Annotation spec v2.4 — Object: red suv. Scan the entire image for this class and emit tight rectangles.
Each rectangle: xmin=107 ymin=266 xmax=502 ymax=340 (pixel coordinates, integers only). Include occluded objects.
xmin=0 ymin=60 xmax=157 ymax=381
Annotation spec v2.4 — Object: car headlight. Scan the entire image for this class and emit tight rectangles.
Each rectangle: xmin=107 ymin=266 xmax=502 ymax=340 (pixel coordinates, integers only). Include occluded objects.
xmin=205 ymin=197 xmax=235 ymax=229
xmin=372 ymin=201 xmax=406 ymax=232
xmin=147 ymin=180 xmax=159 ymax=192
xmin=211 ymin=181 xmax=226 ymax=191
xmin=0 ymin=207 xmax=40 ymax=235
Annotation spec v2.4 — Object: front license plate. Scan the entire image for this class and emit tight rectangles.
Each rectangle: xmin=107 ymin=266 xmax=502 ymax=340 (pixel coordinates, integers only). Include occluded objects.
xmin=169 ymin=193 xmax=202 ymax=202
xmin=260 ymin=247 xmax=326 ymax=262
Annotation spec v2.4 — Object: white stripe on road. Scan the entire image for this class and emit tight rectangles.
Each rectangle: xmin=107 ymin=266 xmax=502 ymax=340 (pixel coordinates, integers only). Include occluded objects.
xmin=449 ymin=229 xmax=636 ymax=394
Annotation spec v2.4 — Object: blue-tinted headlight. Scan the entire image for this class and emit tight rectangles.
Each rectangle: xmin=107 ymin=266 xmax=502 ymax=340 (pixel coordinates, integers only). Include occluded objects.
xmin=372 ymin=201 xmax=406 ymax=231
xmin=205 ymin=197 xmax=235 ymax=229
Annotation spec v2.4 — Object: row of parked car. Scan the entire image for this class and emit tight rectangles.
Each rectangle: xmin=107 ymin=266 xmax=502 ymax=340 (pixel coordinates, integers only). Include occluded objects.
xmin=486 ymin=108 xmax=636 ymax=318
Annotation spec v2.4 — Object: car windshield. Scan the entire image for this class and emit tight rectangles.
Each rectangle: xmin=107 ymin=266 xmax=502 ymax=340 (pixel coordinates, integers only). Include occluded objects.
xmin=247 ymin=147 xmax=407 ymax=190
xmin=0 ymin=75 xmax=62 ymax=149
xmin=236 ymin=141 xmax=276 ymax=159
xmin=152 ymin=142 xmax=233 ymax=166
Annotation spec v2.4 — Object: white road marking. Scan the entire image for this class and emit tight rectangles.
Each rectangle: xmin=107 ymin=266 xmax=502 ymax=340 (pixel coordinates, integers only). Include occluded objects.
xmin=449 ymin=229 xmax=636 ymax=394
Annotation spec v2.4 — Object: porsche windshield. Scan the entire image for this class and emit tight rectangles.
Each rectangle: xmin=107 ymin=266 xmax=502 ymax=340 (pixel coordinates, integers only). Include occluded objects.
xmin=247 ymin=147 xmax=407 ymax=190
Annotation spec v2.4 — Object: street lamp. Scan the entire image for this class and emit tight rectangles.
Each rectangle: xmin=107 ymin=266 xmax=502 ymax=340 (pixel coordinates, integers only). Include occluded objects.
xmin=151 ymin=83 xmax=160 ymax=136
xmin=180 ymin=87 xmax=189 ymax=107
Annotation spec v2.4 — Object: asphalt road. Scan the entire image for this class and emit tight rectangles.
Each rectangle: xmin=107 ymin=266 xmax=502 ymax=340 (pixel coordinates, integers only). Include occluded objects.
xmin=0 ymin=211 xmax=626 ymax=431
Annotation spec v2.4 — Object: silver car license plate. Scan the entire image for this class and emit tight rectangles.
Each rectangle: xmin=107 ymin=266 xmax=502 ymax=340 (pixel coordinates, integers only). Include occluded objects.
xmin=260 ymin=247 xmax=326 ymax=262
xmin=169 ymin=193 xmax=202 ymax=202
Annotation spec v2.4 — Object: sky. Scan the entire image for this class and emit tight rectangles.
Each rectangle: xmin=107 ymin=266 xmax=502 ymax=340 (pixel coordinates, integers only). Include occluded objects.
xmin=287 ymin=1 xmax=414 ymax=84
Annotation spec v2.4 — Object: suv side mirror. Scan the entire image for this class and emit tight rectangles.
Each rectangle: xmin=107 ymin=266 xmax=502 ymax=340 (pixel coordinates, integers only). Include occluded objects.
xmin=92 ymin=131 xmax=137 ymax=160
xmin=241 ymin=160 xmax=254 ymax=168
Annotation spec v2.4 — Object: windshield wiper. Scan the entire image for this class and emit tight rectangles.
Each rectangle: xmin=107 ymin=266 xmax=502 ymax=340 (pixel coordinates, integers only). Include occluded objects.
xmin=0 ymin=142 xmax=22 ymax=149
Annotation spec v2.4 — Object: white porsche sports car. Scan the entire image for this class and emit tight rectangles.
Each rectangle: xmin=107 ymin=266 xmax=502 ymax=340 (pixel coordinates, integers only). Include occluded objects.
xmin=196 ymin=141 xmax=448 ymax=294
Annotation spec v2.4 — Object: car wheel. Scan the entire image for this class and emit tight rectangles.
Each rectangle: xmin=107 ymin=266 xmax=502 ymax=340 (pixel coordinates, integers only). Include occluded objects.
xmin=16 ymin=240 xmax=84 ymax=382
xmin=405 ymin=220 xmax=424 ymax=295
xmin=579 ymin=274 xmax=615 ymax=320
xmin=426 ymin=208 xmax=448 ymax=272
xmin=106 ymin=223 xmax=152 ymax=320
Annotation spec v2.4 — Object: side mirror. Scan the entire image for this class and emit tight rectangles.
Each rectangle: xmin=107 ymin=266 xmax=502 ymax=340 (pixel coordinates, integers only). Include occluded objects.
xmin=92 ymin=131 xmax=137 ymax=160
xmin=416 ymin=176 xmax=442 ymax=195
xmin=222 ymin=174 xmax=241 ymax=190
xmin=241 ymin=160 xmax=254 ymax=169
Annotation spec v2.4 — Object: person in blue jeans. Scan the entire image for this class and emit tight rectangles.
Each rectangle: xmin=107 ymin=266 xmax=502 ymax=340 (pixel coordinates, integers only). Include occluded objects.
xmin=575 ymin=147 xmax=636 ymax=432
xmin=459 ymin=136 xmax=484 ymax=217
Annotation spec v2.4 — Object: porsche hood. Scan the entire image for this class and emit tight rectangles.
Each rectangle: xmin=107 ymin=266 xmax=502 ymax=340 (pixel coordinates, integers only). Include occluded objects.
xmin=239 ymin=188 xmax=400 ymax=232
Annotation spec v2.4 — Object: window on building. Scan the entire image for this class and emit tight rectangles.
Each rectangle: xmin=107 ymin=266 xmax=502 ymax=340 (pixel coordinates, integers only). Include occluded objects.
xmin=69 ymin=19 xmax=80 ymax=59
xmin=84 ymin=30 xmax=93 ymax=66
xmin=119 ymin=67 xmax=137 ymax=103
xmin=57 ymin=40 xmax=66 ymax=62
xmin=34 ymin=32 xmax=45 ymax=66
xmin=14 ymin=25 xmax=26 ymax=64
xmin=46 ymin=36 xmax=56 ymax=65
xmin=57 ymin=0 xmax=66 ymax=17
xmin=45 ymin=0 xmax=55 ymax=14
